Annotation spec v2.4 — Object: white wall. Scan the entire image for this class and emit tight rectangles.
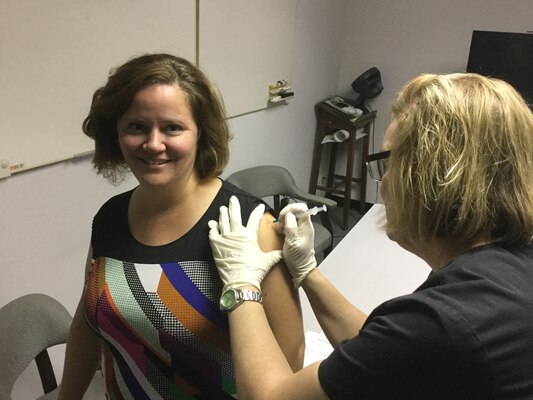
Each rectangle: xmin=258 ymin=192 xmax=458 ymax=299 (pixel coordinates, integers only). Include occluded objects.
xmin=226 ymin=0 xmax=347 ymax=185
xmin=0 ymin=1 xmax=347 ymax=397
xmin=3 ymin=0 xmax=532 ymax=396
xmin=0 ymin=0 xmax=347 ymax=312
xmin=337 ymin=0 xmax=533 ymax=203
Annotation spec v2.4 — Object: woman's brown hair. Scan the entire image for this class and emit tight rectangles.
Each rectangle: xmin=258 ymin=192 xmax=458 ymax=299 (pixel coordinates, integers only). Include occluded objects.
xmin=83 ymin=53 xmax=231 ymax=182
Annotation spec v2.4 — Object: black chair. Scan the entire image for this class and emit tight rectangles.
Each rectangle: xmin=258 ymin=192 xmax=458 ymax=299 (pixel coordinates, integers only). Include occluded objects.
xmin=227 ymin=165 xmax=337 ymax=257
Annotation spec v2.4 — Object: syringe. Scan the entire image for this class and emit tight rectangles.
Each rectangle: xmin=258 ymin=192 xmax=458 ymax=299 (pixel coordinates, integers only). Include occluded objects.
xmin=273 ymin=204 xmax=327 ymax=223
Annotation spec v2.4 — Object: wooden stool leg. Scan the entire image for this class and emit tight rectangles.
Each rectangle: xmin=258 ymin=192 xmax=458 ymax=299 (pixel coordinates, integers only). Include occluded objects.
xmin=309 ymin=118 xmax=326 ymax=194
xmin=360 ymin=133 xmax=370 ymax=214
xmin=343 ymin=131 xmax=356 ymax=230
xmin=327 ymin=143 xmax=337 ymax=189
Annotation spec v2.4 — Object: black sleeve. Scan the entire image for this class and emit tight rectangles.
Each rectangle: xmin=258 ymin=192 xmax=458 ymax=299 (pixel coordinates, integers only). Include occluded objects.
xmin=90 ymin=182 xmax=271 ymax=263
xmin=318 ymin=295 xmax=491 ymax=400
xmin=90 ymin=190 xmax=132 ymax=258
xmin=218 ymin=180 xmax=274 ymax=220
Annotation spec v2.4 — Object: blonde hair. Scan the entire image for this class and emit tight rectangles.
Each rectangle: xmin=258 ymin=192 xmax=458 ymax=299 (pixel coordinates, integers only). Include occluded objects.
xmin=386 ymin=73 xmax=533 ymax=245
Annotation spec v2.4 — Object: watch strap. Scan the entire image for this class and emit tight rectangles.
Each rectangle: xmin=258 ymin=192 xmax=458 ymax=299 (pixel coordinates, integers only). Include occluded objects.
xmin=220 ymin=288 xmax=262 ymax=312
xmin=239 ymin=289 xmax=262 ymax=304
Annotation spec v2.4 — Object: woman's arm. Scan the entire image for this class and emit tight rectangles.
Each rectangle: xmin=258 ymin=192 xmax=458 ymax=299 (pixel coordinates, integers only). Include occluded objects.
xmin=258 ymin=213 xmax=305 ymax=371
xmin=57 ymin=249 xmax=102 ymax=399
xmin=229 ymin=297 xmax=328 ymax=400
xmin=301 ymin=268 xmax=367 ymax=345
xmin=209 ymin=200 xmax=326 ymax=399
xmin=279 ymin=207 xmax=367 ymax=346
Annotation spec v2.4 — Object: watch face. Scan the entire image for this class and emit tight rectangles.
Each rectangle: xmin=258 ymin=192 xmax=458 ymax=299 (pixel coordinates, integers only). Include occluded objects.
xmin=220 ymin=289 xmax=237 ymax=310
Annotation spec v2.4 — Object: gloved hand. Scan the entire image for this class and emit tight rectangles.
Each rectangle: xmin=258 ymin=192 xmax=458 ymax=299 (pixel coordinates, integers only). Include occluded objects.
xmin=208 ymin=196 xmax=283 ymax=291
xmin=279 ymin=204 xmax=318 ymax=287
xmin=274 ymin=203 xmax=309 ymax=235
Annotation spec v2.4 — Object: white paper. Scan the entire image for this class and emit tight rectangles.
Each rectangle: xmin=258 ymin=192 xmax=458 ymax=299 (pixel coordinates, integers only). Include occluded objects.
xmin=304 ymin=330 xmax=334 ymax=367
xmin=321 ymin=129 xmax=367 ymax=144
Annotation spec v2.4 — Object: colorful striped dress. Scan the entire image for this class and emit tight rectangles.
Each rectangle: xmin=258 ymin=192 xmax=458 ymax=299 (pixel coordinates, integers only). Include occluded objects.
xmin=84 ymin=181 xmax=264 ymax=399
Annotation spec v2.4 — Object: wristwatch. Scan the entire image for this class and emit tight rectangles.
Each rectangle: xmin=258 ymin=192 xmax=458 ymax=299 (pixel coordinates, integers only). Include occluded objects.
xmin=219 ymin=288 xmax=262 ymax=312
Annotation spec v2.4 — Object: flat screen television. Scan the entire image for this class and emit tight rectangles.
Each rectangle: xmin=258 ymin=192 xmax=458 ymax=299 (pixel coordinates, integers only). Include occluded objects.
xmin=466 ymin=30 xmax=533 ymax=106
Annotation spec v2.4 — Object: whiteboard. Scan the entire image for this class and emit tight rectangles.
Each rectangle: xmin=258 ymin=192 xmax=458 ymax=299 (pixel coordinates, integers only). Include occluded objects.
xmin=0 ymin=0 xmax=196 ymax=174
xmin=198 ymin=0 xmax=296 ymax=118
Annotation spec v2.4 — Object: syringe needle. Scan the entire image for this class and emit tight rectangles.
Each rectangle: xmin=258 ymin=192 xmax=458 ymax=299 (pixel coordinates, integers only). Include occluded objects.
xmin=273 ymin=204 xmax=327 ymax=222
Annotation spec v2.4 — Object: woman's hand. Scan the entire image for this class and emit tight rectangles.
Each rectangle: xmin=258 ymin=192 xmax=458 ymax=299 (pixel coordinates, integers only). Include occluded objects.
xmin=277 ymin=203 xmax=318 ymax=287
xmin=208 ymin=196 xmax=282 ymax=291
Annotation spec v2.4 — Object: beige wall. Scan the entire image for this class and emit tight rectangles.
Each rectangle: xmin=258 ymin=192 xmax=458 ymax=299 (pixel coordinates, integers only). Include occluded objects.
xmin=1 ymin=1 xmax=347 ymax=397
xmin=337 ymin=0 xmax=533 ymax=202
xmin=2 ymin=0 xmax=532 ymax=396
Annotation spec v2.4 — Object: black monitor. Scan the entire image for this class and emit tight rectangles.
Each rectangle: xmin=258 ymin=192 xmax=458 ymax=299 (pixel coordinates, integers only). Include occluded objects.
xmin=466 ymin=30 xmax=533 ymax=106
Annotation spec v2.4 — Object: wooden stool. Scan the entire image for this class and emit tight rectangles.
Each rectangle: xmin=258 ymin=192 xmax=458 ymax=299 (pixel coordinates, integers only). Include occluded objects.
xmin=309 ymin=102 xmax=376 ymax=230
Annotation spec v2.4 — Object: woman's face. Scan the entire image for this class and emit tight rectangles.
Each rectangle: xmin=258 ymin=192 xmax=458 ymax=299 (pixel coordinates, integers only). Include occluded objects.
xmin=380 ymin=119 xmax=421 ymax=254
xmin=380 ymin=119 xmax=402 ymax=243
xmin=379 ymin=119 xmax=397 ymax=205
xmin=117 ymin=84 xmax=199 ymax=189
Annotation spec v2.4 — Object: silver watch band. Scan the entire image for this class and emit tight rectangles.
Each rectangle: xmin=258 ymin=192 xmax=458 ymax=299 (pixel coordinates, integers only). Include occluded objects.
xmin=239 ymin=289 xmax=262 ymax=303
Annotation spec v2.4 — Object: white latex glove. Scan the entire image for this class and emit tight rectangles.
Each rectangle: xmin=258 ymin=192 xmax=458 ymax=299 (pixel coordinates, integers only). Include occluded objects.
xmin=208 ymin=196 xmax=283 ymax=291
xmin=281 ymin=205 xmax=318 ymax=287
xmin=274 ymin=203 xmax=309 ymax=235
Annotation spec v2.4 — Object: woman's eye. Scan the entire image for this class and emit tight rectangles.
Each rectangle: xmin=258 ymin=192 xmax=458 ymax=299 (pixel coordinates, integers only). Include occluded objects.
xmin=165 ymin=124 xmax=182 ymax=134
xmin=126 ymin=122 xmax=145 ymax=132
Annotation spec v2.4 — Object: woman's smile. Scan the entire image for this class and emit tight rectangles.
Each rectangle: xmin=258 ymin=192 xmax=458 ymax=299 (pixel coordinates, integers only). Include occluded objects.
xmin=117 ymin=84 xmax=199 ymax=188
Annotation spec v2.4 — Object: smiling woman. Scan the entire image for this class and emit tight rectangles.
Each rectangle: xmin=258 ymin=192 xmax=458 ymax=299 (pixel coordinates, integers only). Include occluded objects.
xmin=82 ymin=54 xmax=230 ymax=184
xmin=117 ymin=84 xmax=200 ymax=189
xmin=57 ymin=53 xmax=305 ymax=399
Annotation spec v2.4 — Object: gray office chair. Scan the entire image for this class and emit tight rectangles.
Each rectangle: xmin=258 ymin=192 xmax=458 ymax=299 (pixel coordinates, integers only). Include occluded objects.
xmin=0 ymin=293 xmax=71 ymax=399
xmin=0 ymin=293 xmax=103 ymax=400
xmin=226 ymin=165 xmax=337 ymax=257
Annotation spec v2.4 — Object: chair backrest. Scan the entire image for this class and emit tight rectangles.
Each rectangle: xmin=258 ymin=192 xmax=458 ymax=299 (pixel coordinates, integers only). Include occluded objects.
xmin=226 ymin=165 xmax=301 ymax=210
xmin=227 ymin=164 xmax=337 ymax=256
xmin=0 ymin=293 xmax=72 ymax=399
